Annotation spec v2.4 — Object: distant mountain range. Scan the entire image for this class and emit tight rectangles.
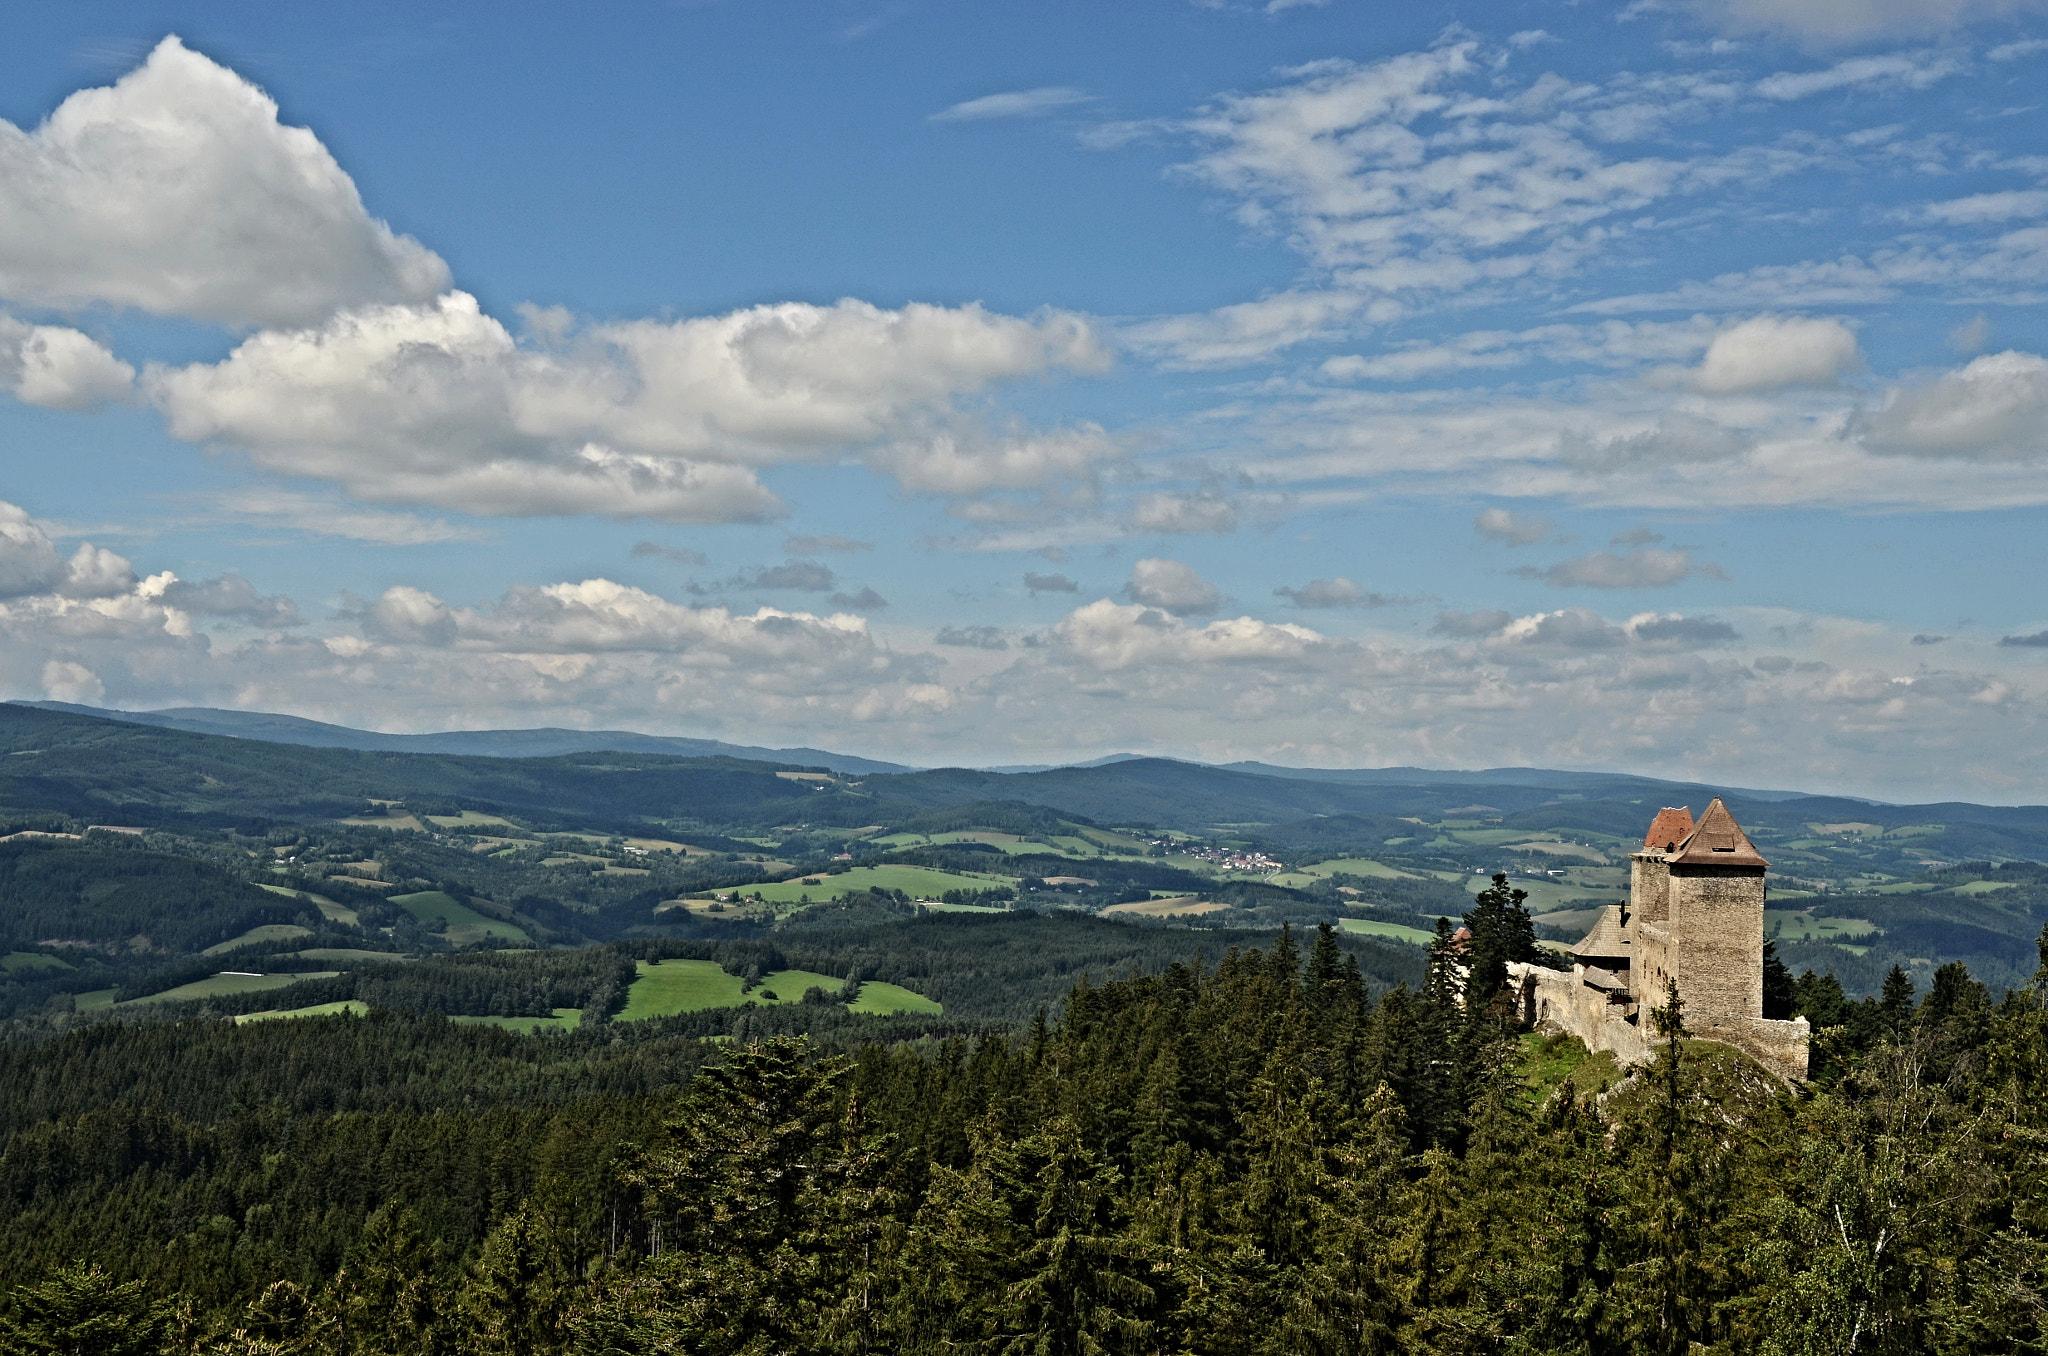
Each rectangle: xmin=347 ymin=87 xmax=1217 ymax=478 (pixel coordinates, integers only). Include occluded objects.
xmin=22 ymin=702 xmax=1828 ymax=802
xmin=18 ymin=702 xmax=915 ymax=776
xmin=6 ymin=700 xmax=2048 ymax=867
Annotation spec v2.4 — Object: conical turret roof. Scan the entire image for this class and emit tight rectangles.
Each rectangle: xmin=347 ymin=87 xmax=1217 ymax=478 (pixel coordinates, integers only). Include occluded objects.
xmin=1665 ymin=797 xmax=1767 ymax=868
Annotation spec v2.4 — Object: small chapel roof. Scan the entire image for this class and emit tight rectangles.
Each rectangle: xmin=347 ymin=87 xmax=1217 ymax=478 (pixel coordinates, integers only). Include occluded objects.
xmin=1664 ymin=797 xmax=1768 ymax=868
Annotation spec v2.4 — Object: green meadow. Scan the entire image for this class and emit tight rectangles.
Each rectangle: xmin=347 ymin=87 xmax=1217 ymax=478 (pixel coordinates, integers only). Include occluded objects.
xmin=1766 ymin=910 xmax=1878 ymax=942
xmin=847 ymin=981 xmax=943 ymax=1015
xmin=618 ymin=958 xmax=940 ymax=1020
xmin=719 ymin=864 xmax=1012 ymax=906
xmin=1337 ymin=918 xmax=1438 ymax=946
xmin=235 ymin=1000 xmax=370 ymax=1024
xmin=259 ymin=883 xmax=358 ymax=927
xmin=203 ymin=924 xmax=314 ymax=956
xmin=389 ymin=890 xmax=531 ymax=946
xmin=293 ymin=948 xmax=411 ymax=964
xmin=453 ymin=1008 xmax=583 ymax=1033
xmin=126 ymin=971 xmax=340 ymax=1006
xmin=2 ymin=951 xmax=71 ymax=972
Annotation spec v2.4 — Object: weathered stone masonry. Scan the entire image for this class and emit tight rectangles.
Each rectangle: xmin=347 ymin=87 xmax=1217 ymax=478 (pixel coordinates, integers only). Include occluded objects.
xmin=1508 ymin=798 xmax=1811 ymax=1081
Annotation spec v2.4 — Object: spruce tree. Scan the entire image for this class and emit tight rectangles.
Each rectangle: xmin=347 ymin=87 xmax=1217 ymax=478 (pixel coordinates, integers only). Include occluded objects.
xmin=1462 ymin=873 xmax=1540 ymax=1012
xmin=1762 ymin=941 xmax=1796 ymax=1020
xmin=0 ymin=1263 xmax=174 ymax=1356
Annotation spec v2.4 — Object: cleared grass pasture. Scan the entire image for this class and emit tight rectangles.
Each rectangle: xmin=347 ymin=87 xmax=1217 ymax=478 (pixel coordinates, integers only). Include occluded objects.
xmin=126 ymin=971 xmax=340 ymax=1006
xmin=259 ymin=884 xmax=357 ymax=926
xmin=389 ymin=891 xmax=530 ymax=946
xmin=1102 ymin=896 xmax=1227 ymax=918
xmin=453 ymin=1008 xmax=583 ymax=1033
xmin=293 ymin=948 xmax=410 ymax=964
xmin=1337 ymin=918 xmax=1438 ymax=946
xmin=1766 ymin=910 xmax=1878 ymax=942
xmin=426 ymin=812 xmax=522 ymax=829
xmin=623 ymin=837 xmax=707 ymax=855
xmin=848 ymin=981 xmax=942 ymax=1016
xmin=725 ymin=864 xmax=1013 ymax=906
xmin=1533 ymin=907 xmax=1606 ymax=937
xmin=619 ymin=959 xmax=941 ymax=1020
xmin=236 ymin=1000 xmax=369 ymax=1025
xmin=3 ymin=951 xmax=71 ymax=972
xmin=619 ymin=959 xmax=743 ymax=1018
xmin=203 ymin=924 xmax=314 ymax=956
xmin=341 ymin=812 xmax=429 ymax=832
xmin=1299 ymin=858 xmax=1430 ymax=880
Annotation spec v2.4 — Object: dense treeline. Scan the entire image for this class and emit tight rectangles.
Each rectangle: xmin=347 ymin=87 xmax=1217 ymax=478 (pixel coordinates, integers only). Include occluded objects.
xmin=11 ymin=891 xmax=2048 ymax=1354
xmin=0 ymin=839 xmax=296 ymax=955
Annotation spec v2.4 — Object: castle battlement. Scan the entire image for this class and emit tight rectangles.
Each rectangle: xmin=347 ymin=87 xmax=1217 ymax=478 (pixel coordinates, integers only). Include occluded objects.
xmin=1510 ymin=797 xmax=1810 ymax=1081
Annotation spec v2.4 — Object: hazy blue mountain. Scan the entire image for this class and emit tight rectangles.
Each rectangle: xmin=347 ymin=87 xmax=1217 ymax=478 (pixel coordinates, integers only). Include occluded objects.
xmin=17 ymin=702 xmax=913 ymax=776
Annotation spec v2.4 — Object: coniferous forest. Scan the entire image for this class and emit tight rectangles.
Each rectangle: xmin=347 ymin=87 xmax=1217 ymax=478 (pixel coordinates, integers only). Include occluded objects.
xmin=4 ymin=906 xmax=2047 ymax=1356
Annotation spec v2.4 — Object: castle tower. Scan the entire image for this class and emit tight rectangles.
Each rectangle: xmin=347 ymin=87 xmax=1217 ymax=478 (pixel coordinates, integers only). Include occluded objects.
xmin=1629 ymin=798 xmax=1767 ymax=1020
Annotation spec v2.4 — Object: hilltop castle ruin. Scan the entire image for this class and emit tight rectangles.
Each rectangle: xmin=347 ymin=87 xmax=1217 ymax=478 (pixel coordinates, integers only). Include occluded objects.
xmin=1509 ymin=798 xmax=1811 ymax=1080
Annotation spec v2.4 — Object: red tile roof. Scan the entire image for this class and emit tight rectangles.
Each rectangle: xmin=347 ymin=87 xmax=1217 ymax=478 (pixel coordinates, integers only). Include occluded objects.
xmin=1643 ymin=805 xmax=1695 ymax=852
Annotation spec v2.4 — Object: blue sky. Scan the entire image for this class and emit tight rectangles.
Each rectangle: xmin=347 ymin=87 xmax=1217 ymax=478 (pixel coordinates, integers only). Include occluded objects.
xmin=1 ymin=0 xmax=2046 ymax=799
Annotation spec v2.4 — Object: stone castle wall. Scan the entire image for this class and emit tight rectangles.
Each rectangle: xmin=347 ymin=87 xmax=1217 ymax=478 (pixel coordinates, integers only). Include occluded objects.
xmin=1512 ymin=961 xmax=1811 ymax=1081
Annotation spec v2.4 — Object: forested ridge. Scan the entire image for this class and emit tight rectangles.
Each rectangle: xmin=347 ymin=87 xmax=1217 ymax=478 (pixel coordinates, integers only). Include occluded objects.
xmin=5 ymin=911 xmax=2047 ymax=1355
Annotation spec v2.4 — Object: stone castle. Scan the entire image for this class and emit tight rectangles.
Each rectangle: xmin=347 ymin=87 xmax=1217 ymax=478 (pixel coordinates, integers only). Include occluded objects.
xmin=1509 ymin=797 xmax=1811 ymax=1080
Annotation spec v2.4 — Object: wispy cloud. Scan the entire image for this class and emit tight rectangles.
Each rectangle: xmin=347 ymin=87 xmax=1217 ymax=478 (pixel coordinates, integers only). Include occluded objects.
xmin=218 ymin=490 xmax=484 ymax=545
xmin=931 ymin=87 xmax=1094 ymax=122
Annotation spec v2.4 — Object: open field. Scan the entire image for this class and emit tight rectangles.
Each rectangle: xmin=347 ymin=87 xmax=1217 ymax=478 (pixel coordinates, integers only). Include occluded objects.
xmin=872 ymin=829 xmax=1091 ymax=858
xmin=340 ymin=812 xmax=428 ymax=832
xmin=917 ymin=901 xmax=1009 ymax=913
xmin=293 ymin=948 xmax=409 ymax=964
xmin=1102 ymin=896 xmax=1227 ymax=918
xmin=203 ymin=924 xmax=314 ymax=956
xmin=618 ymin=960 xmax=743 ymax=1018
xmin=235 ymin=1000 xmax=370 ymax=1024
xmin=389 ymin=891 xmax=531 ymax=946
xmin=1766 ymin=910 xmax=1878 ymax=942
xmin=1297 ymin=858 xmax=1431 ymax=880
xmin=618 ymin=958 xmax=941 ymax=1020
xmin=848 ymin=981 xmax=943 ymax=1015
xmin=425 ymin=811 xmax=524 ymax=830
xmin=126 ymin=971 xmax=340 ymax=1006
xmin=623 ymin=837 xmax=708 ymax=855
xmin=1338 ymin=918 xmax=1437 ymax=946
xmin=3 ymin=951 xmax=71 ymax=972
xmin=1534 ymin=907 xmax=1607 ymax=937
xmin=453 ymin=1008 xmax=583 ymax=1033
xmin=719 ymin=864 xmax=1013 ymax=906
xmin=259 ymin=883 xmax=358 ymax=926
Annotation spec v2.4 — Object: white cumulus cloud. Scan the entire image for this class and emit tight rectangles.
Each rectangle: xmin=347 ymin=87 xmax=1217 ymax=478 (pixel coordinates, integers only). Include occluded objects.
xmin=150 ymin=291 xmax=1108 ymax=520
xmin=1860 ymin=350 xmax=2048 ymax=460
xmin=1125 ymin=558 xmax=1223 ymax=614
xmin=1689 ymin=315 xmax=1861 ymax=394
xmin=0 ymin=317 xmax=135 ymax=410
xmin=0 ymin=36 xmax=448 ymax=328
